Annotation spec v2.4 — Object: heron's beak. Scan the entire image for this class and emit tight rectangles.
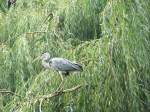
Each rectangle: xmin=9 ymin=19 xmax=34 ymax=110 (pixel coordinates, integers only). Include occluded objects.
xmin=32 ymin=56 xmax=41 ymax=63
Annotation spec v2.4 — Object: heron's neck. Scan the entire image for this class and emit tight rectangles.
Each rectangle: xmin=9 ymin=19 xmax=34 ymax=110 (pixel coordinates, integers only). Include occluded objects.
xmin=43 ymin=58 xmax=50 ymax=63
xmin=42 ymin=59 xmax=50 ymax=69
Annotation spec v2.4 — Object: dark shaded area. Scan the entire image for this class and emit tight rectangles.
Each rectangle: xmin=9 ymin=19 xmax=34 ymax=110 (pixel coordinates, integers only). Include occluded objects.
xmin=7 ymin=0 xmax=16 ymax=9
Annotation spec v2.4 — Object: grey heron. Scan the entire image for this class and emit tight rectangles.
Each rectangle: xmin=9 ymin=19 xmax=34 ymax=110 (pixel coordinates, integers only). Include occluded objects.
xmin=40 ymin=52 xmax=83 ymax=90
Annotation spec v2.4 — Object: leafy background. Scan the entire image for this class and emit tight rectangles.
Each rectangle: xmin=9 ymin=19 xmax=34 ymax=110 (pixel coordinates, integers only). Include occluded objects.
xmin=0 ymin=0 xmax=150 ymax=112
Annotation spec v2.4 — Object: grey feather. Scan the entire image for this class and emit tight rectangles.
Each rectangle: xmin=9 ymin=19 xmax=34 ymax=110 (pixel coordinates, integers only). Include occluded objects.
xmin=40 ymin=52 xmax=83 ymax=75
xmin=50 ymin=58 xmax=83 ymax=72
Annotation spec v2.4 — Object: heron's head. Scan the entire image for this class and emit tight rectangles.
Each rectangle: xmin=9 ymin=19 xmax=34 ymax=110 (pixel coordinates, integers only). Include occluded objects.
xmin=41 ymin=52 xmax=50 ymax=61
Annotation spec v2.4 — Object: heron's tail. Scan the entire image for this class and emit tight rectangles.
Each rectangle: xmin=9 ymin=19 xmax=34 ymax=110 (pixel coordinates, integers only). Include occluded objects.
xmin=75 ymin=63 xmax=83 ymax=71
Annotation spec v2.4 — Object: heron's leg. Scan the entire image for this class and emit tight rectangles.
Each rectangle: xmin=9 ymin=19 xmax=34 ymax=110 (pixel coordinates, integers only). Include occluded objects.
xmin=56 ymin=73 xmax=64 ymax=91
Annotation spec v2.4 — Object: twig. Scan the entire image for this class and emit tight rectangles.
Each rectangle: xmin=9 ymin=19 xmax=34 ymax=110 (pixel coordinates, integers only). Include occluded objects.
xmin=63 ymin=85 xmax=82 ymax=92
xmin=39 ymin=99 xmax=43 ymax=112
xmin=0 ymin=90 xmax=23 ymax=98
xmin=26 ymin=31 xmax=47 ymax=35
xmin=43 ymin=12 xmax=53 ymax=24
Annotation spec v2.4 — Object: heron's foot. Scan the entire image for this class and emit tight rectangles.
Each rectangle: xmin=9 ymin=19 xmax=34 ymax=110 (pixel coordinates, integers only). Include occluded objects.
xmin=56 ymin=87 xmax=63 ymax=92
xmin=56 ymin=85 xmax=64 ymax=92
xmin=56 ymin=82 xmax=64 ymax=92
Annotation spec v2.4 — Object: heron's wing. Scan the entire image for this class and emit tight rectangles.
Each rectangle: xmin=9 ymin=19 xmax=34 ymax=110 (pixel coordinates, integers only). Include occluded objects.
xmin=50 ymin=58 xmax=83 ymax=72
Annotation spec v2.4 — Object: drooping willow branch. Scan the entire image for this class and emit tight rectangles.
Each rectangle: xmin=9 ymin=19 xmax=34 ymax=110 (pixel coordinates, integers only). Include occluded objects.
xmin=25 ymin=12 xmax=53 ymax=37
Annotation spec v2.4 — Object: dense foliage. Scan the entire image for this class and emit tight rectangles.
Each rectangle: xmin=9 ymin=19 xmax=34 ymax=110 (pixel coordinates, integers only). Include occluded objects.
xmin=0 ymin=0 xmax=150 ymax=112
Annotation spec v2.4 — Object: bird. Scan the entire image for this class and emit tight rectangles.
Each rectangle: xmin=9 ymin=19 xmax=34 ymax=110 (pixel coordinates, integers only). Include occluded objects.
xmin=40 ymin=52 xmax=83 ymax=90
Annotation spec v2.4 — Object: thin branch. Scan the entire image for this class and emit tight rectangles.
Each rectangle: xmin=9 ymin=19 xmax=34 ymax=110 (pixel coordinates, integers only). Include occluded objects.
xmin=63 ymin=85 xmax=82 ymax=92
xmin=39 ymin=99 xmax=44 ymax=112
xmin=43 ymin=12 xmax=53 ymax=24
xmin=26 ymin=31 xmax=47 ymax=35
xmin=0 ymin=90 xmax=23 ymax=98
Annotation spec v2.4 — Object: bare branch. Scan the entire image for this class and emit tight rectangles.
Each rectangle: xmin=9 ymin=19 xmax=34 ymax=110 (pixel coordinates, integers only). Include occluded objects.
xmin=0 ymin=90 xmax=23 ymax=98
xmin=37 ymin=84 xmax=82 ymax=100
